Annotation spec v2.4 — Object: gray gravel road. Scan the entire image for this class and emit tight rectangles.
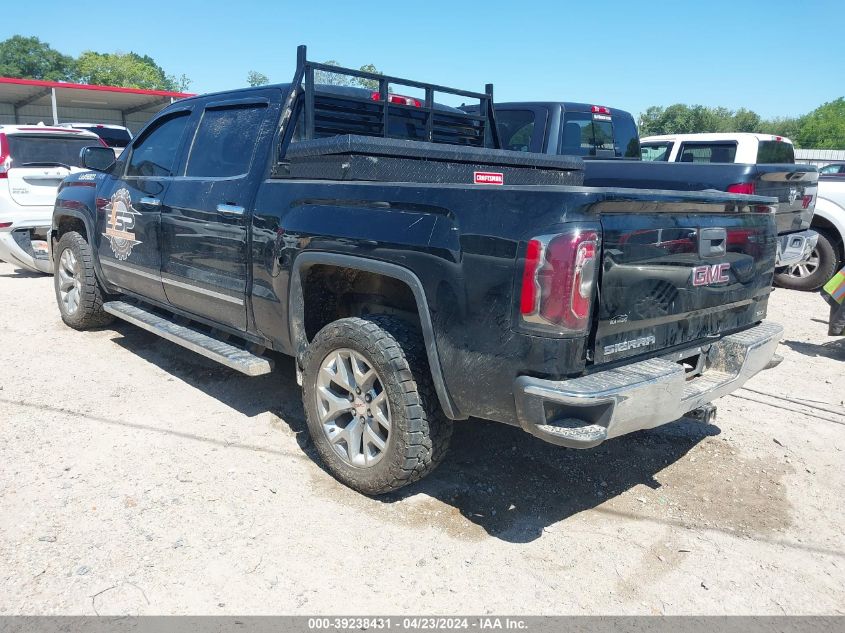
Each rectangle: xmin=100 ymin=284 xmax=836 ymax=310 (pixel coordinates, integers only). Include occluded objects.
xmin=0 ymin=261 xmax=843 ymax=615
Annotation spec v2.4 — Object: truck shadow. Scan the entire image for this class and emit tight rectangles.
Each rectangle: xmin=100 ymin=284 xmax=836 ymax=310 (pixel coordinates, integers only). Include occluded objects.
xmin=782 ymin=338 xmax=845 ymax=360
xmin=383 ymin=417 xmax=719 ymax=542
xmin=0 ymin=267 xmax=46 ymax=278
xmin=108 ymin=322 xmax=720 ymax=543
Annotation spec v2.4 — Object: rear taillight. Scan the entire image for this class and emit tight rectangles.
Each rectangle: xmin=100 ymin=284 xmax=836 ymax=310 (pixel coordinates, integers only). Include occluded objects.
xmin=0 ymin=133 xmax=9 ymax=179
xmin=727 ymin=182 xmax=756 ymax=195
xmin=370 ymin=92 xmax=422 ymax=107
xmin=520 ymin=230 xmax=600 ymax=333
xmin=0 ymin=222 xmax=12 ymax=229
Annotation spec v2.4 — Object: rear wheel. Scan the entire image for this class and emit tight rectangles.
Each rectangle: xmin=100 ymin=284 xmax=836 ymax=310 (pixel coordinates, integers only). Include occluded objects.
xmin=774 ymin=230 xmax=839 ymax=292
xmin=53 ymin=231 xmax=115 ymax=329
xmin=301 ymin=316 xmax=452 ymax=495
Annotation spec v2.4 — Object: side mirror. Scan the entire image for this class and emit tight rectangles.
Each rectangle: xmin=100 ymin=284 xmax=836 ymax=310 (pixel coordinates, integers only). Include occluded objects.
xmin=80 ymin=146 xmax=115 ymax=172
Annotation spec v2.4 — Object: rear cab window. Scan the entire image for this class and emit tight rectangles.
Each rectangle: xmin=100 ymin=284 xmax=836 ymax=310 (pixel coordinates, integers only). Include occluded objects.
xmin=6 ymin=134 xmax=100 ymax=169
xmin=496 ymin=110 xmax=536 ymax=152
xmin=676 ymin=142 xmax=737 ymax=163
xmin=560 ymin=109 xmax=640 ymax=158
xmin=756 ymin=140 xmax=794 ymax=164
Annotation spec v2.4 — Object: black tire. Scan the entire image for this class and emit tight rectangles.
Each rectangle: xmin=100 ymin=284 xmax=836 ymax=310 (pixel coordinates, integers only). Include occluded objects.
xmin=53 ymin=231 xmax=115 ymax=330
xmin=301 ymin=316 xmax=453 ymax=495
xmin=774 ymin=230 xmax=840 ymax=292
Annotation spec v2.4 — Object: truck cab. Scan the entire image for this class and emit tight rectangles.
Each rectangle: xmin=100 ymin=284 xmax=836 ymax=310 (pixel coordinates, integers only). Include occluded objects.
xmin=640 ymin=132 xmax=796 ymax=164
xmin=471 ymin=102 xmax=641 ymax=159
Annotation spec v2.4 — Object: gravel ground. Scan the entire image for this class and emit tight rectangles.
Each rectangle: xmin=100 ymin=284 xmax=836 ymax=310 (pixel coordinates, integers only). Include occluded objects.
xmin=0 ymin=260 xmax=843 ymax=615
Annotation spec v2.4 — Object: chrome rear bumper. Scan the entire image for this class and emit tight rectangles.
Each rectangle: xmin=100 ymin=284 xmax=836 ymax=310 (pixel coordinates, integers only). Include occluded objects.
xmin=514 ymin=321 xmax=783 ymax=448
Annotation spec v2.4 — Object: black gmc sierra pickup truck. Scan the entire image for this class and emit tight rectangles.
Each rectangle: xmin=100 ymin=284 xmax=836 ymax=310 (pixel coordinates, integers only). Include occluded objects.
xmin=50 ymin=48 xmax=783 ymax=494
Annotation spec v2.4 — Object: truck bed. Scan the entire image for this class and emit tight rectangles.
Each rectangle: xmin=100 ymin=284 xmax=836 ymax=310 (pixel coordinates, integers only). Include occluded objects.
xmin=278 ymin=134 xmax=584 ymax=186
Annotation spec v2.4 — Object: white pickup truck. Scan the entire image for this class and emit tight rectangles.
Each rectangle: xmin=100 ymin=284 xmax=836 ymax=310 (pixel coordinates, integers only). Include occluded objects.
xmin=640 ymin=133 xmax=823 ymax=290
xmin=798 ymin=174 xmax=845 ymax=289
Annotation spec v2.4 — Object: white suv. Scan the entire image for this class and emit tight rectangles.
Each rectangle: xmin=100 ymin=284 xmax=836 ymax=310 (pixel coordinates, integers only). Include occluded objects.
xmin=0 ymin=124 xmax=104 ymax=274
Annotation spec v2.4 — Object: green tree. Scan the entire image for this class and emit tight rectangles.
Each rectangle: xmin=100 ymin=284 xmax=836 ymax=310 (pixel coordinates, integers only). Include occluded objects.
xmin=0 ymin=35 xmax=76 ymax=81
xmin=75 ymin=51 xmax=186 ymax=91
xmin=247 ymin=70 xmax=269 ymax=87
xmin=315 ymin=60 xmax=382 ymax=89
xmin=796 ymin=98 xmax=845 ymax=149
xmin=356 ymin=63 xmax=382 ymax=90
xmin=760 ymin=116 xmax=802 ymax=143
xmin=732 ymin=108 xmax=762 ymax=133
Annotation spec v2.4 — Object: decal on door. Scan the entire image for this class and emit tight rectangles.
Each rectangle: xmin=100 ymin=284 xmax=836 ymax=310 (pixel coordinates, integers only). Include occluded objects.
xmin=102 ymin=188 xmax=141 ymax=261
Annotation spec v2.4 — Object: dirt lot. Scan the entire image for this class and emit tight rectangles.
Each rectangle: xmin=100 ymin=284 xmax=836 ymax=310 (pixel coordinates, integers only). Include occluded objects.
xmin=0 ymin=260 xmax=843 ymax=615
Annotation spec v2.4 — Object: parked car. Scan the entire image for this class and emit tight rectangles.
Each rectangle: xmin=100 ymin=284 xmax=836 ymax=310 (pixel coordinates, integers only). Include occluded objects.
xmin=50 ymin=47 xmax=783 ymax=495
xmin=777 ymin=175 xmax=845 ymax=290
xmin=470 ymin=110 xmax=819 ymax=274
xmin=57 ymin=123 xmax=132 ymax=158
xmin=0 ymin=124 xmax=104 ymax=274
xmin=819 ymin=162 xmax=845 ymax=177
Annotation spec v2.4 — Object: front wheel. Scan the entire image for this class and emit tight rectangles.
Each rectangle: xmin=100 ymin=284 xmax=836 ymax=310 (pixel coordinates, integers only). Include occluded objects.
xmin=301 ymin=316 xmax=453 ymax=495
xmin=53 ymin=231 xmax=115 ymax=329
xmin=774 ymin=230 xmax=839 ymax=292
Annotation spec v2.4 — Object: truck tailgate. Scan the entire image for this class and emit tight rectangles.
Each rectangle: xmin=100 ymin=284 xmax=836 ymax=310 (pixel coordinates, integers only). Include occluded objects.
xmin=593 ymin=194 xmax=776 ymax=365
xmin=753 ymin=165 xmax=817 ymax=234
xmin=582 ymin=161 xmax=818 ymax=236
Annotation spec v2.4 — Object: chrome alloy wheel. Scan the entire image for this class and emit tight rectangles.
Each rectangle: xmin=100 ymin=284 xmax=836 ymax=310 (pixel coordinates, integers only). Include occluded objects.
xmin=315 ymin=348 xmax=391 ymax=468
xmin=58 ymin=248 xmax=82 ymax=315
xmin=784 ymin=250 xmax=820 ymax=279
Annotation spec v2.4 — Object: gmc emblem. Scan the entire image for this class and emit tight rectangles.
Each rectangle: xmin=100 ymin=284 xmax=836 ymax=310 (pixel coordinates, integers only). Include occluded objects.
xmin=691 ymin=263 xmax=730 ymax=286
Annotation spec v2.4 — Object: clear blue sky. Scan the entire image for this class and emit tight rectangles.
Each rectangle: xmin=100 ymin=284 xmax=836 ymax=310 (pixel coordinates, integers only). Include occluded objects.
xmin=4 ymin=0 xmax=844 ymax=119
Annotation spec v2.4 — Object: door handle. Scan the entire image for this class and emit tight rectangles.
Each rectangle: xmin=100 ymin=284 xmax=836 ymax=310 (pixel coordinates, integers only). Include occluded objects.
xmin=217 ymin=204 xmax=245 ymax=217
xmin=139 ymin=196 xmax=161 ymax=207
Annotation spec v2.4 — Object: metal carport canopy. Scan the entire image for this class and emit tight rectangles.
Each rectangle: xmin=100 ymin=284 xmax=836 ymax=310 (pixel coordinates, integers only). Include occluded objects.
xmin=0 ymin=77 xmax=194 ymax=132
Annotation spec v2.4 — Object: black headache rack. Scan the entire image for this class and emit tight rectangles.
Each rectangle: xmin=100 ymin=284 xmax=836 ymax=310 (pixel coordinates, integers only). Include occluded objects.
xmin=282 ymin=44 xmax=500 ymax=148
xmin=275 ymin=45 xmax=584 ymax=186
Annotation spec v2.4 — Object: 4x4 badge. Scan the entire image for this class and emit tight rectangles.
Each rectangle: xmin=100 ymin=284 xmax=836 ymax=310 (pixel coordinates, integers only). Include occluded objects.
xmin=102 ymin=189 xmax=141 ymax=260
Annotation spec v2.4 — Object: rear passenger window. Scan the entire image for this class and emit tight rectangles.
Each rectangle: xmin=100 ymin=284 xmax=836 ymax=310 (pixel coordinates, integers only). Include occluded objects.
xmin=186 ymin=103 xmax=268 ymax=178
xmin=677 ymin=143 xmax=737 ymax=163
xmin=127 ymin=112 xmax=191 ymax=177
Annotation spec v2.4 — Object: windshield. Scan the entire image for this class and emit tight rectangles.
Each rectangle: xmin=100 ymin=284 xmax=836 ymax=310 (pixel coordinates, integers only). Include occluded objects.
xmin=641 ymin=142 xmax=672 ymax=161
xmin=757 ymin=140 xmax=794 ymax=164
xmin=6 ymin=135 xmax=98 ymax=168
xmin=560 ymin=111 xmax=639 ymax=158
xmin=81 ymin=126 xmax=132 ymax=148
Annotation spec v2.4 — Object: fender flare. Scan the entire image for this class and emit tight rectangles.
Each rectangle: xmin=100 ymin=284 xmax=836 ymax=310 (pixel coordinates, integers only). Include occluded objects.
xmin=51 ymin=208 xmax=114 ymax=292
xmin=289 ymin=252 xmax=465 ymax=420
xmin=812 ymin=197 xmax=845 ymax=246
